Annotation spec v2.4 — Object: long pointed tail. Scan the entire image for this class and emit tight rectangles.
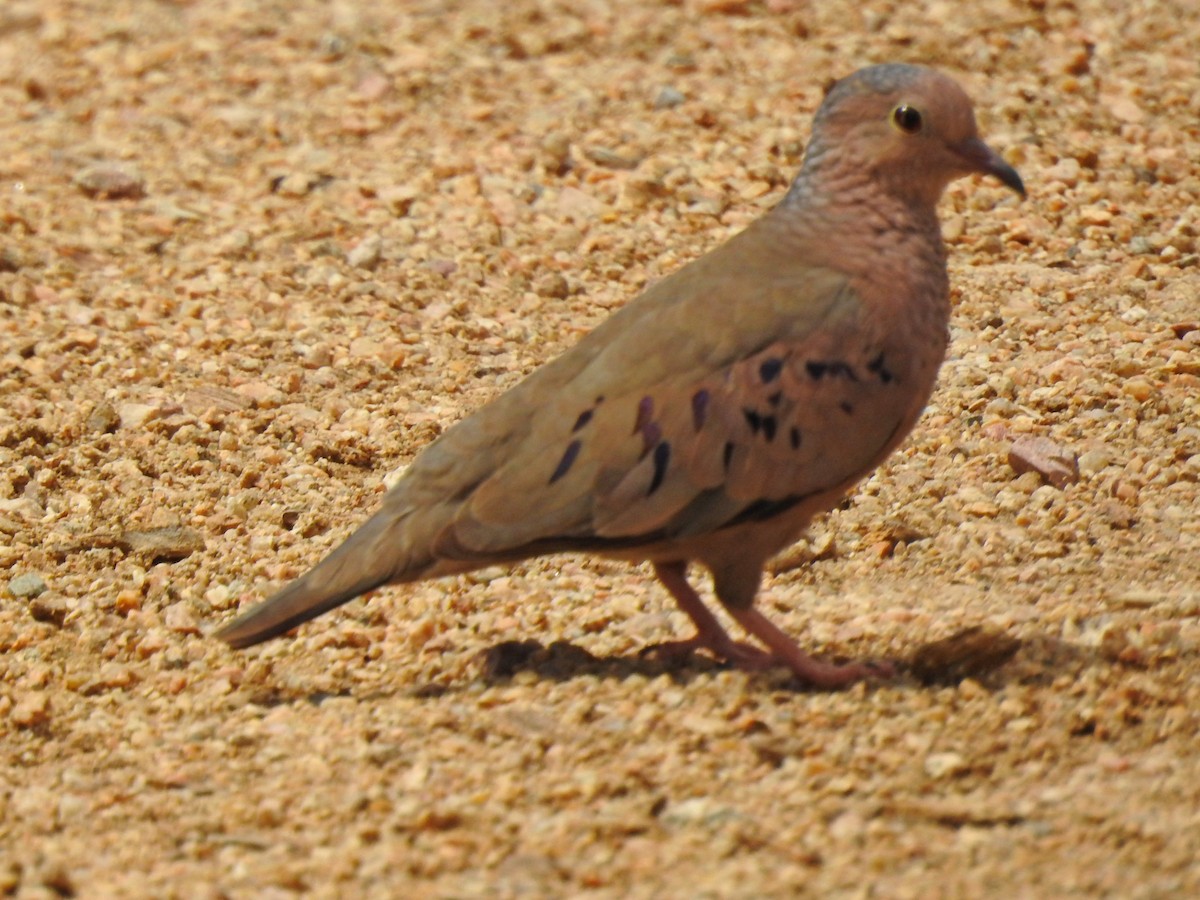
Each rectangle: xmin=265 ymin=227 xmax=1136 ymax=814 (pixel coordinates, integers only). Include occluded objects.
xmin=215 ymin=506 xmax=427 ymax=649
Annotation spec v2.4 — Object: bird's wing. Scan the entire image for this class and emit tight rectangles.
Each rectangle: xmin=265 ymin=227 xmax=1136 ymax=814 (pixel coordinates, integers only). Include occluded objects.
xmin=427 ymin=216 xmax=922 ymax=561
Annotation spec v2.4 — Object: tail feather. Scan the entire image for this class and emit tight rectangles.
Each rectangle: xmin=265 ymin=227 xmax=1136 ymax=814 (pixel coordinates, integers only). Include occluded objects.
xmin=215 ymin=506 xmax=429 ymax=649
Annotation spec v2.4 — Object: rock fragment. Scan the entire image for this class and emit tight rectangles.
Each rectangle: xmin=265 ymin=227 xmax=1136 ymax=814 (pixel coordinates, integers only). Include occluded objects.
xmin=1008 ymin=436 xmax=1080 ymax=488
xmin=118 ymin=527 xmax=206 ymax=562
xmin=8 ymin=572 xmax=47 ymax=598
xmin=74 ymin=163 xmax=146 ymax=199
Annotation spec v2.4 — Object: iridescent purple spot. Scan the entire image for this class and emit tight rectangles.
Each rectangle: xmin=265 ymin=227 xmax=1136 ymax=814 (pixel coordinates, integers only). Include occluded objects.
xmin=639 ymin=421 xmax=661 ymax=458
xmin=549 ymin=440 xmax=582 ymax=484
xmin=632 ymin=395 xmax=653 ymax=435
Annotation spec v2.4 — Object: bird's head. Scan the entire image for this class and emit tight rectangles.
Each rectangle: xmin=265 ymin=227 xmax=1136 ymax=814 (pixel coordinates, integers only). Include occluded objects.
xmin=803 ymin=63 xmax=1024 ymax=208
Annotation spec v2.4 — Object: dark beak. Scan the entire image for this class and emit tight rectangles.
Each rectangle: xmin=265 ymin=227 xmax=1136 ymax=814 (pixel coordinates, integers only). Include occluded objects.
xmin=957 ymin=137 xmax=1025 ymax=198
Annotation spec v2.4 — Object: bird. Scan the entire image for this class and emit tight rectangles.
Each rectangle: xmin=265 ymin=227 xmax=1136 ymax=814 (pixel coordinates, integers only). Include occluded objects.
xmin=216 ymin=63 xmax=1024 ymax=689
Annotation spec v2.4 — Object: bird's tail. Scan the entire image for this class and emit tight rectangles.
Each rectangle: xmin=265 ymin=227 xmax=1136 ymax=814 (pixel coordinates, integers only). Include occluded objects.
xmin=214 ymin=504 xmax=436 ymax=649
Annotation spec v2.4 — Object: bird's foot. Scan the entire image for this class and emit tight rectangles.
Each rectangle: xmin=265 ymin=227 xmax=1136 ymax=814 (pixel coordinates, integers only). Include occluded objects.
xmin=783 ymin=656 xmax=896 ymax=690
xmin=643 ymin=633 xmax=778 ymax=670
xmin=725 ymin=606 xmax=896 ymax=690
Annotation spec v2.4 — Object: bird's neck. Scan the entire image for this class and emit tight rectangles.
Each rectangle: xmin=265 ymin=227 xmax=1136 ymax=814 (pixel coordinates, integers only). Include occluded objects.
xmin=783 ymin=171 xmax=946 ymax=275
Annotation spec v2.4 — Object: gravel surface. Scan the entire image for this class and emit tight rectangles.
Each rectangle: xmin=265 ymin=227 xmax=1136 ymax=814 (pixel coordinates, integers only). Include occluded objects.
xmin=1 ymin=1 xmax=1198 ymax=896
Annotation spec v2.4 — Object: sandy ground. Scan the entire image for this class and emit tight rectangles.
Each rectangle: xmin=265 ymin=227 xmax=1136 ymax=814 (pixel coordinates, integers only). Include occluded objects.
xmin=1 ymin=0 xmax=1198 ymax=896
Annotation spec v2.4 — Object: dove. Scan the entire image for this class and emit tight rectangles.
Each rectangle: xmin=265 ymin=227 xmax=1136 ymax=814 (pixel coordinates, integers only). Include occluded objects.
xmin=216 ymin=63 xmax=1023 ymax=688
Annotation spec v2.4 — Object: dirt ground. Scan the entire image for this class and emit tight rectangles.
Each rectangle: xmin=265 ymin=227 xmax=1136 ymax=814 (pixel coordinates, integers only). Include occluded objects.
xmin=1 ymin=0 xmax=1198 ymax=896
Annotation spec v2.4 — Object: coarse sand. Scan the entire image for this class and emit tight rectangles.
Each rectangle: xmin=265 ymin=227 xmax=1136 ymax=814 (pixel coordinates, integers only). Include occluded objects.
xmin=1 ymin=1 xmax=1198 ymax=896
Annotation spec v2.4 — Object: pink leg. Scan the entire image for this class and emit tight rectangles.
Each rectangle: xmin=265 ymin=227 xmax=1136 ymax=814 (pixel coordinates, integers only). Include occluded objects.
xmin=725 ymin=605 xmax=895 ymax=690
xmin=649 ymin=562 xmax=775 ymax=669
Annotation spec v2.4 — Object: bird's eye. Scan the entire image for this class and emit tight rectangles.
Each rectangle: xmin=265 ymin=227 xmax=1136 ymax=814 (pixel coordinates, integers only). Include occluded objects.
xmin=891 ymin=104 xmax=923 ymax=134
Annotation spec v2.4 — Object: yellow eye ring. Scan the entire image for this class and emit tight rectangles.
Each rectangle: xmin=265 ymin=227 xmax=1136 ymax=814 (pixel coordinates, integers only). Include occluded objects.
xmin=892 ymin=104 xmax=923 ymax=134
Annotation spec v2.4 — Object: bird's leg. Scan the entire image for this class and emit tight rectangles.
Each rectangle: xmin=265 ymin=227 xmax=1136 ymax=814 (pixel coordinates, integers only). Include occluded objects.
xmin=647 ymin=561 xmax=775 ymax=669
xmin=708 ymin=560 xmax=893 ymax=689
xmin=724 ymin=605 xmax=895 ymax=690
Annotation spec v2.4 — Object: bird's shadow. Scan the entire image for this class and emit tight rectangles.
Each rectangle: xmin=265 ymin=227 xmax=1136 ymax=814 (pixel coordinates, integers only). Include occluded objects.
xmin=481 ymin=638 xmax=742 ymax=684
xmin=409 ymin=627 xmax=1107 ymax=698
xmin=251 ymin=629 xmax=1109 ymax=709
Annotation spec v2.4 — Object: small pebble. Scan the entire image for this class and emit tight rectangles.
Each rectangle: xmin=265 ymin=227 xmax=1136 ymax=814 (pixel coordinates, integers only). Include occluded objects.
xmin=9 ymin=572 xmax=47 ymax=599
xmin=583 ymin=146 xmax=641 ymax=170
xmin=118 ymin=401 xmax=182 ymax=429
xmin=654 ymin=86 xmax=686 ymax=109
xmin=924 ymin=752 xmax=968 ymax=779
xmin=118 ymin=527 xmax=206 ymax=562
xmin=86 ymin=402 xmax=121 ymax=433
xmin=1008 ymin=435 xmax=1080 ymax=488
xmin=348 ymin=234 xmax=384 ymax=270
xmin=534 ymin=272 xmax=570 ymax=299
xmin=163 ymin=602 xmax=202 ymax=635
xmin=11 ymin=693 xmax=50 ymax=728
xmin=73 ymin=163 xmax=146 ymax=199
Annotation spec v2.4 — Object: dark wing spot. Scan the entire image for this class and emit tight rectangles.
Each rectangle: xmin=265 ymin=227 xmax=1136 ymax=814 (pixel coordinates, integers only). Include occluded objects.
xmin=789 ymin=427 xmax=801 ymax=449
xmin=633 ymin=396 xmax=653 ymax=435
xmin=840 ymin=401 xmax=854 ymax=415
xmin=767 ymin=391 xmax=782 ymax=408
xmin=759 ymin=357 xmax=783 ymax=384
xmin=648 ymin=441 xmax=671 ymax=495
xmin=743 ymin=409 xmax=763 ymax=434
xmin=723 ymin=442 xmax=735 ymax=471
xmin=549 ymin=440 xmax=582 ymax=484
xmin=867 ymin=353 xmax=895 ymax=384
xmin=691 ymin=389 xmax=709 ymax=431
xmin=639 ymin=421 xmax=661 ymax=458
xmin=761 ymin=415 xmax=777 ymax=442
xmin=806 ymin=361 xmax=828 ymax=380
xmin=572 ymin=409 xmax=593 ymax=432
